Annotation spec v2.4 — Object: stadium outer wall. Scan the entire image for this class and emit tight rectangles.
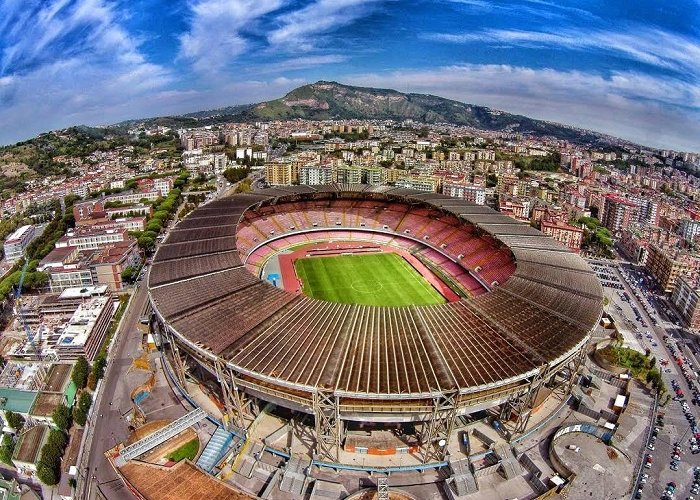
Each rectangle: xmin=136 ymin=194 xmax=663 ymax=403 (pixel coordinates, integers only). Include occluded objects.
xmin=147 ymin=185 xmax=604 ymax=463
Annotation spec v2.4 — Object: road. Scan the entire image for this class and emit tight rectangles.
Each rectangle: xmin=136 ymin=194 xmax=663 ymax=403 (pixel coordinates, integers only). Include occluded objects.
xmin=593 ymin=259 xmax=700 ymax=498
xmin=80 ymin=282 xmax=150 ymax=500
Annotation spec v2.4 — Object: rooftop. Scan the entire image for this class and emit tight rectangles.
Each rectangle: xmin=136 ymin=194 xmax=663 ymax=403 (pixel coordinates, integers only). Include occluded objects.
xmin=0 ymin=387 xmax=38 ymax=414
xmin=58 ymin=285 xmax=109 ymax=300
xmin=4 ymin=225 xmax=33 ymax=244
xmin=0 ymin=363 xmax=46 ymax=391
xmin=119 ymin=460 xmax=253 ymax=500
xmin=56 ymin=297 xmax=112 ymax=348
xmin=30 ymin=392 xmax=63 ymax=417
xmin=12 ymin=425 xmax=48 ymax=465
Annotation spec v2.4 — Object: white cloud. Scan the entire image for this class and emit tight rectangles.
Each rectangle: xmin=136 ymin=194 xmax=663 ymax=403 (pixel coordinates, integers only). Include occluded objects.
xmin=427 ymin=27 xmax=700 ymax=77
xmin=267 ymin=0 xmax=387 ymax=51
xmin=252 ymin=54 xmax=348 ymax=74
xmin=344 ymin=64 xmax=700 ymax=151
xmin=1 ymin=0 xmax=151 ymax=74
xmin=444 ymin=0 xmax=599 ymax=21
xmin=178 ymin=0 xmax=286 ymax=73
xmin=0 ymin=0 xmax=174 ymax=143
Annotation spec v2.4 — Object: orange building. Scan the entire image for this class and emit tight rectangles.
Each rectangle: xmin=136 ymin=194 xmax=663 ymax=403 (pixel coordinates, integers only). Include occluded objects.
xmin=540 ymin=219 xmax=584 ymax=253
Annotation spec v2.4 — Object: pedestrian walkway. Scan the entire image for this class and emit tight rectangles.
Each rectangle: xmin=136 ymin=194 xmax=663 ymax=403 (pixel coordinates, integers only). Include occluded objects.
xmin=196 ymin=425 xmax=236 ymax=473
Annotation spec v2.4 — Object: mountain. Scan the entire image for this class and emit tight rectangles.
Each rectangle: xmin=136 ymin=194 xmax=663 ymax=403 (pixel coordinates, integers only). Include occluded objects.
xmin=192 ymin=81 xmax=605 ymax=144
xmin=0 ymin=81 xmax=629 ymax=193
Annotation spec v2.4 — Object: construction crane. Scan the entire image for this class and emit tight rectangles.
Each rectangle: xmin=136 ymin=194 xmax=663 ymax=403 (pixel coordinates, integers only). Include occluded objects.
xmin=13 ymin=260 xmax=42 ymax=357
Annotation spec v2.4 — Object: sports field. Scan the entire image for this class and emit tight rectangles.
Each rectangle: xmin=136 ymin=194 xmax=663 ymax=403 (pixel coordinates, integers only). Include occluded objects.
xmin=294 ymin=252 xmax=446 ymax=306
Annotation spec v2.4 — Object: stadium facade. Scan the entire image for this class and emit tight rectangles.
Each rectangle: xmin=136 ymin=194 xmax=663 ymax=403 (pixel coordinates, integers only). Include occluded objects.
xmin=147 ymin=185 xmax=604 ymax=463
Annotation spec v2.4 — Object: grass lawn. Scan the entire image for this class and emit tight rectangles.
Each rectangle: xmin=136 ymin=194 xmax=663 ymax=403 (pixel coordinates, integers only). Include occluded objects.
xmin=166 ymin=438 xmax=199 ymax=462
xmin=294 ymin=252 xmax=446 ymax=306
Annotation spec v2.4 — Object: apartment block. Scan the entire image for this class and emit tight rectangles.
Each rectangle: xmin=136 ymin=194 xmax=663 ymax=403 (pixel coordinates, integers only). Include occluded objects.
xmin=3 ymin=225 xmax=37 ymax=263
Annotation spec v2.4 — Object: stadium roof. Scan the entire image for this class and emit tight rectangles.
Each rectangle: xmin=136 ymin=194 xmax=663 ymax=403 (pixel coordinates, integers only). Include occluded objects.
xmin=149 ymin=185 xmax=603 ymax=399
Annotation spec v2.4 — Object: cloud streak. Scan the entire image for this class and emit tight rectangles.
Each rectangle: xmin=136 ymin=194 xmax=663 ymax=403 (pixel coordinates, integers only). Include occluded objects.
xmin=179 ymin=0 xmax=286 ymax=73
xmin=426 ymin=27 xmax=700 ymax=77
xmin=267 ymin=0 xmax=388 ymax=51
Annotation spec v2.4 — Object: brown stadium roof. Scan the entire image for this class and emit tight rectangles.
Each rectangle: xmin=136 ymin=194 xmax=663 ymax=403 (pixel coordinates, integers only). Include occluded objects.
xmin=149 ymin=185 xmax=603 ymax=398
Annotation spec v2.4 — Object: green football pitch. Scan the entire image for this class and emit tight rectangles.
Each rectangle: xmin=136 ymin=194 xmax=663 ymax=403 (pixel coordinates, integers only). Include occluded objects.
xmin=294 ymin=252 xmax=446 ymax=306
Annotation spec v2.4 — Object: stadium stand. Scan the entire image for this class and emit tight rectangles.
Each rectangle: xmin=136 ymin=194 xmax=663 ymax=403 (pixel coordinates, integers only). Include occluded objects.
xmin=148 ymin=185 xmax=603 ymax=429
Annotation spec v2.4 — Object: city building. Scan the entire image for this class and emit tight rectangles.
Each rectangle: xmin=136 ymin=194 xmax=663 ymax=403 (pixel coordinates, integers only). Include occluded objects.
xmin=637 ymin=198 xmax=660 ymax=226
xmin=265 ymin=162 xmax=298 ymax=185
xmin=645 ymin=244 xmax=699 ymax=294
xmin=499 ymin=198 xmax=531 ymax=222
xmin=335 ymin=165 xmax=362 ymax=184
xmin=11 ymin=425 xmax=49 ymax=475
xmin=91 ymin=241 xmax=141 ymax=291
xmin=39 ymin=247 xmax=93 ymax=292
xmin=40 ymin=240 xmax=139 ymax=292
xmin=600 ymin=194 xmax=639 ymax=234
xmin=299 ymin=165 xmax=334 ymax=185
xmin=3 ymin=225 xmax=37 ymax=263
xmin=55 ymin=296 xmax=115 ymax=361
xmin=443 ymin=182 xmax=486 ymax=205
xmin=107 ymin=190 xmax=160 ymax=205
xmin=671 ymin=275 xmax=700 ymax=330
xmin=395 ymin=175 xmax=441 ymax=192
xmin=55 ymin=227 xmax=128 ymax=251
xmin=0 ymin=476 xmax=40 ymax=500
xmin=540 ymin=219 xmax=584 ymax=253
xmin=679 ymin=219 xmax=700 ymax=243
xmin=362 ymin=166 xmax=385 ymax=185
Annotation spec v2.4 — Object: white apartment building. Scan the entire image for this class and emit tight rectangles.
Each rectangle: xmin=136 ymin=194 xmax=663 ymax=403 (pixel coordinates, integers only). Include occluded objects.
xmin=443 ymin=182 xmax=486 ymax=205
xmin=299 ymin=165 xmax=334 ymax=185
xmin=55 ymin=228 xmax=127 ymax=251
xmin=3 ymin=225 xmax=37 ymax=263
xmin=679 ymin=219 xmax=700 ymax=243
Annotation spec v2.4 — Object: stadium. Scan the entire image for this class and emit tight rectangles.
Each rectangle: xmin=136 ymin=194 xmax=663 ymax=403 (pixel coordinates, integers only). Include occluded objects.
xmin=147 ymin=184 xmax=604 ymax=464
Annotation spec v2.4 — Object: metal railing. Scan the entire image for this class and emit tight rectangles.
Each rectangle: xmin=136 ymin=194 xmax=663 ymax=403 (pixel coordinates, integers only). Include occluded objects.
xmin=115 ymin=408 xmax=207 ymax=465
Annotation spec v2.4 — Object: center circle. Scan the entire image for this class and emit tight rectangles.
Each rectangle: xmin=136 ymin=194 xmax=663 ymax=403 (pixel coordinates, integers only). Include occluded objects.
xmin=350 ymin=279 xmax=383 ymax=294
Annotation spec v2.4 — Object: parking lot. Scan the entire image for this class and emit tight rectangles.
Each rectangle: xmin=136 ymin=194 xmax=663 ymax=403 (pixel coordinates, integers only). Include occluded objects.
xmin=591 ymin=262 xmax=626 ymax=290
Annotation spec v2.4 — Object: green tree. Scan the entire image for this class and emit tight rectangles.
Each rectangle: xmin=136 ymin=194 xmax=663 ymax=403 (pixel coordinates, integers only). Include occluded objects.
xmin=121 ymin=265 xmax=139 ymax=284
xmin=72 ymin=406 xmax=87 ymax=426
xmin=71 ymin=356 xmax=90 ymax=389
xmin=47 ymin=428 xmax=67 ymax=450
xmin=234 ymin=178 xmax=252 ymax=193
xmin=92 ymin=354 xmax=107 ymax=382
xmin=51 ymin=404 xmax=71 ymax=431
xmin=36 ymin=428 xmax=68 ymax=485
xmin=145 ymin=220 xmax=162 ymax=233
xmin=223 ymin=167 xmax=251 ymax=184
xmin=78 ymin=391 xmax=92 ymax=414
xmin=153 ymin=210 xmax=169 ymax=221
xmin=87 ymin=372 xmax=97 ymax=391
xmin=37 ymin=462 xmax=59 ymax=485
xmin=5 ymin=411 xmax=25 ymax=431
xmin=71 ymin=392 xmax=92 ymax=426
xmin=0 ymin=434 xmax=15 ymax=465
xmin=137 ymin=235 xmax=155 ymax=254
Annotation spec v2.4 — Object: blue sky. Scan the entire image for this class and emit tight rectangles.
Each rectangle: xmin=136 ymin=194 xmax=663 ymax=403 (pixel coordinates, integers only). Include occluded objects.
xmin=0 ymin=0 xmax=699 ymax=151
